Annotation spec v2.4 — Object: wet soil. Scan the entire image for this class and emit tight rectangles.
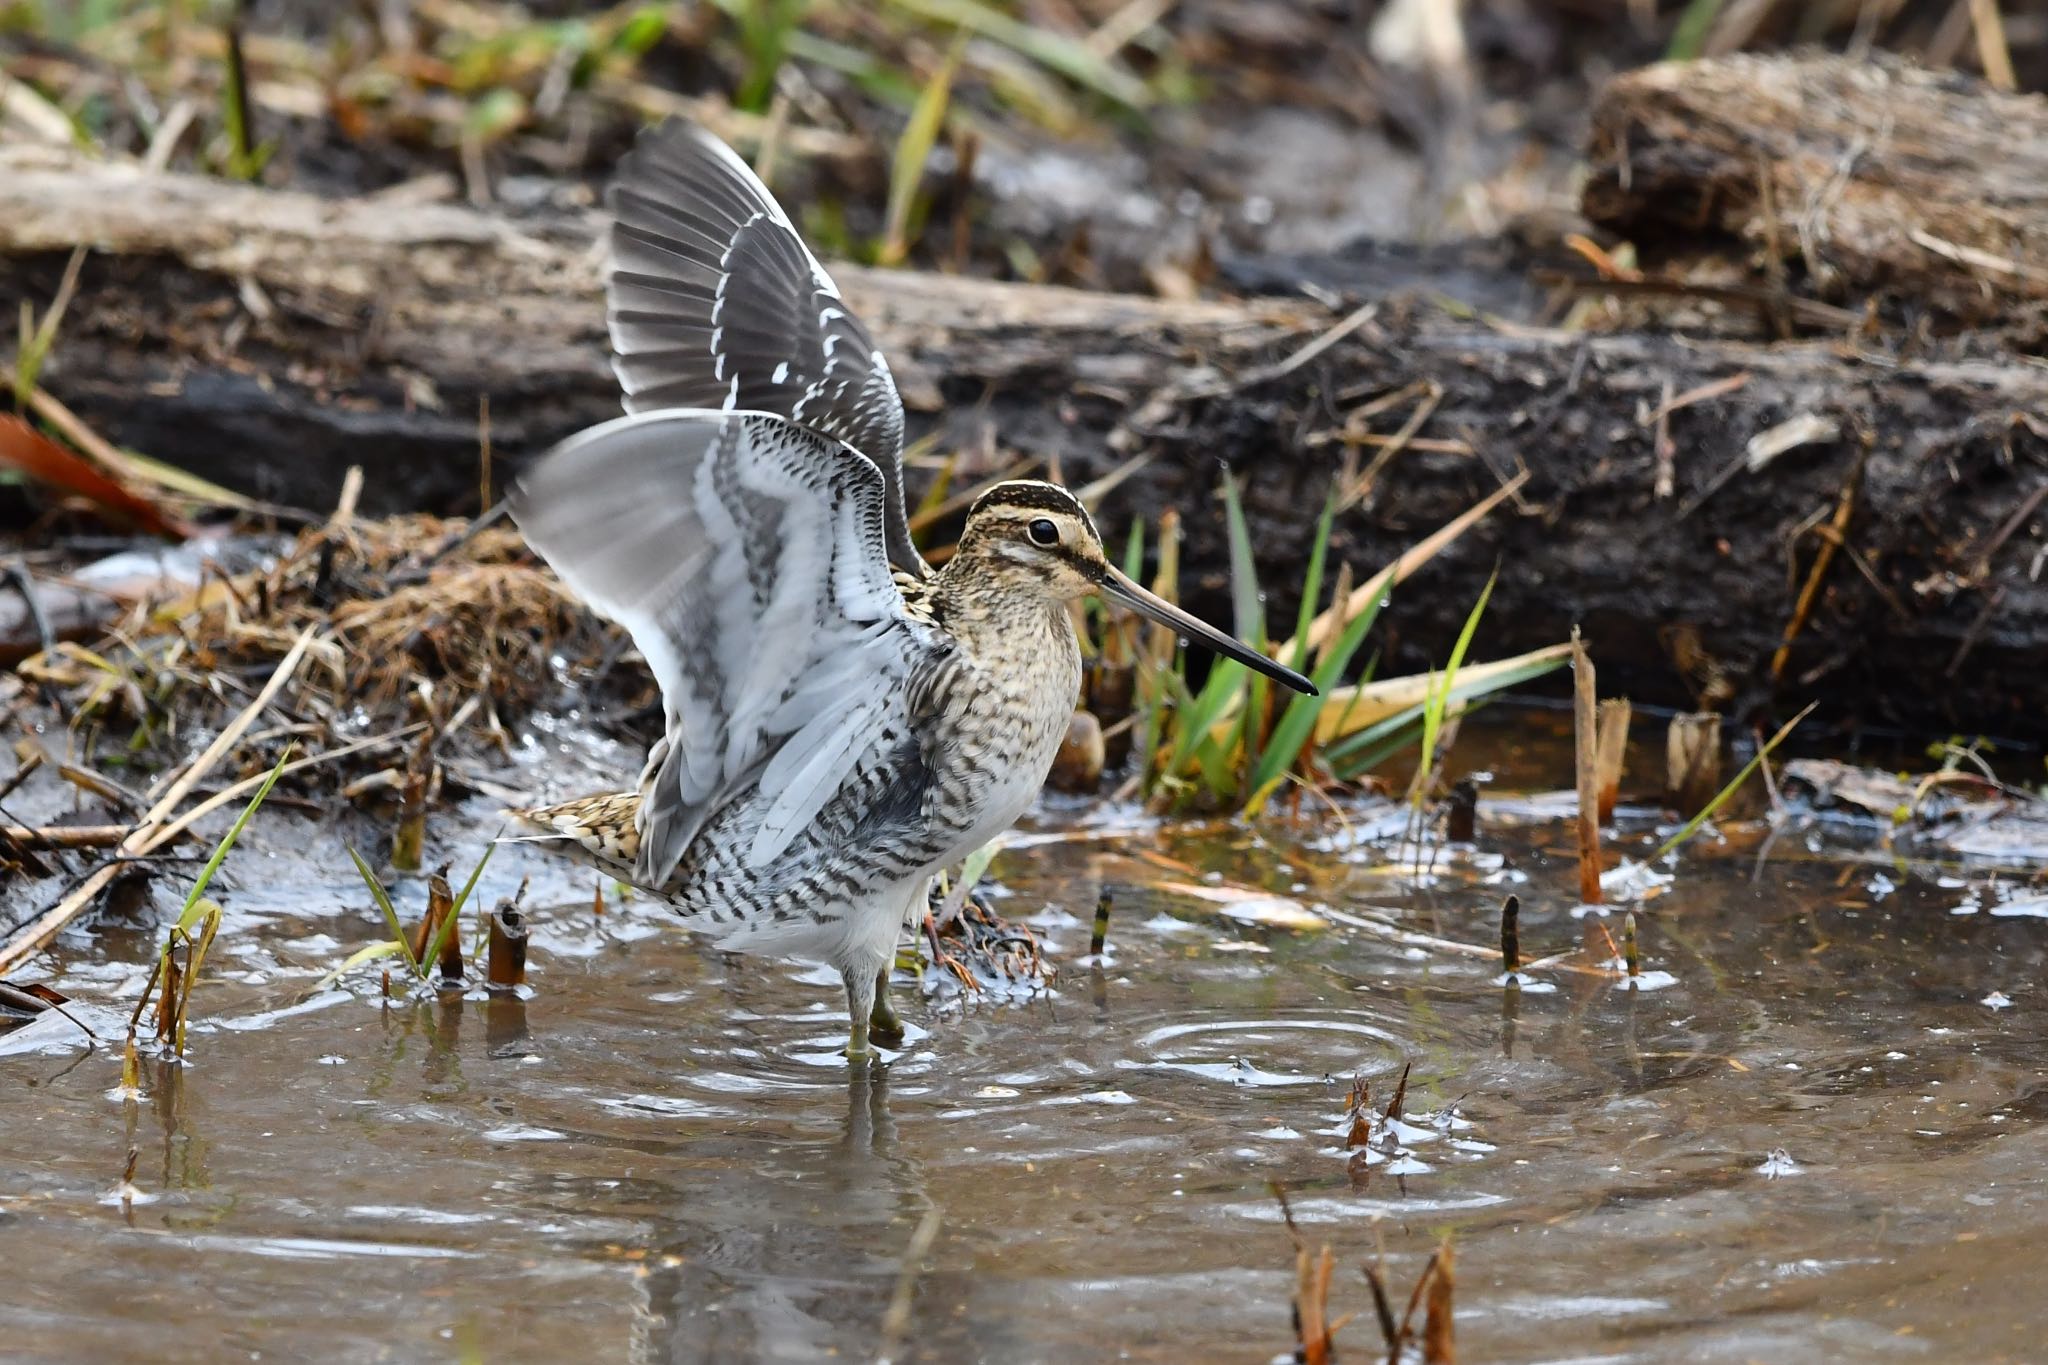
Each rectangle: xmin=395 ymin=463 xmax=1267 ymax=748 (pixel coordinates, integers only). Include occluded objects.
xmin=5 ymin=716 xmax=2047 ymax=1362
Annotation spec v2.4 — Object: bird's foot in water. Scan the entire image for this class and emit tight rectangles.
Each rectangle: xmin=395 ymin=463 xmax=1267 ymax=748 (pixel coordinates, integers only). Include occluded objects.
xmin=867 ymin=967 xmax=906 ymax=1050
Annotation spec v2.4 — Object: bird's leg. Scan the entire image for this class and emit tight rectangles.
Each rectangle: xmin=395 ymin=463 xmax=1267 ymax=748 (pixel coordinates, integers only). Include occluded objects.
xmin=867 ymin=968 xmax=905 ymax=1048
xmin=844 ymin=969 xmax=877 ymax=1063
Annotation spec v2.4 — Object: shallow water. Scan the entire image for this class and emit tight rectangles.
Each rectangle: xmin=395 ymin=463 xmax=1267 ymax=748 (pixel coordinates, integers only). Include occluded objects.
xmin=5 ymin=724 xmax=2048 ymax=1363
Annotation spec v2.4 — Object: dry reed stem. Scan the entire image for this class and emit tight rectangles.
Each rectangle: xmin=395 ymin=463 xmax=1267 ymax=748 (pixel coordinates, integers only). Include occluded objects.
xmin=1422 ymin=1238 xmax=1456 ymax=1363
xmin=1594 ymin=698 xmax=1631 ymax=823
xmin=1571 ymin=628 xmax=1602 ymax=906
xmin=0 ymin=627 xmax=316 ymax=975
xmin=1666 ymin=712 xmax=1724 ymax=814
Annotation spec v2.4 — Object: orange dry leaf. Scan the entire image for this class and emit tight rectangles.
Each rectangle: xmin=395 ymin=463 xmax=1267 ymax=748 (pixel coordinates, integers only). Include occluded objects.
xmin=0 ymin=414 xmax=193 ymax=539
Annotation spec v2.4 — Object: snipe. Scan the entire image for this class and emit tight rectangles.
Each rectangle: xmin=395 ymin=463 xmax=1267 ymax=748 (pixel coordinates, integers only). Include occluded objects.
xmin=509 ymin=120 xmax=1313 ymax=1059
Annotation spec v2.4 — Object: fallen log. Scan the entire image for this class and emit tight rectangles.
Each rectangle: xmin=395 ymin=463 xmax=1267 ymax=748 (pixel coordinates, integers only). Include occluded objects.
xmin=0 ymin=142 xmax=2042 ymax=743
xmin=1585 ymin=53 xmax=2048 ymax=330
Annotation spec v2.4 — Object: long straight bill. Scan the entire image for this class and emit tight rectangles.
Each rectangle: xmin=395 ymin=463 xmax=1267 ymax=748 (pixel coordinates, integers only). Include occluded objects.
xmin=1098 ymin=565 xmax=1317 ymax=696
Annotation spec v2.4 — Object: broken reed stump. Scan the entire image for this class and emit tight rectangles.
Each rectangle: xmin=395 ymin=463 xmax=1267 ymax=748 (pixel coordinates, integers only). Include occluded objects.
xmin=1666 ymin=712 xmax=1724 ymax=815
xmin=410 ymin=867 xmax=463 ymax=986
xmin=1571 ymin=630 xmax=1603 ymax=906
xmin=391 ymin=732 xmax=433 ymax=873
xmin=3 ymin=136 xmax=2045 ymax=741
xmin=486 ymin=898 xmax=528 ymax=992
xmin=390 ymin=769 xmax=427 ymax=873
xmin=1423 ymin=1239 xmax=1456 ymax=1364
xmin=1594 ymin=699 xmax=1631 ymax=823
xmin=1444 ymin=776 xmax=1478 ymax=843
xmin=1498 ymin=894 xmax=1520 ymax=978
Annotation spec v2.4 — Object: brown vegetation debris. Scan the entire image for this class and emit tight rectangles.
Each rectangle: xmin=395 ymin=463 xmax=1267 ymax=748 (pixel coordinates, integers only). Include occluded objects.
xmin=18 ymin=512 xmax=626 ymax=784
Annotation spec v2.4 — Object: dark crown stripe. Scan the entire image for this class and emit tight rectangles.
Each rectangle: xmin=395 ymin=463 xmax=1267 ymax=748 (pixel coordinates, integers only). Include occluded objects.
xmin=967 ymin=480 xmax=1099 ymax=537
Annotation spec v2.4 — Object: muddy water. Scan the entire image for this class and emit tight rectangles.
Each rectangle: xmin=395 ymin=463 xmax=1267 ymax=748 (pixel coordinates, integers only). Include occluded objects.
xmin=4 ymin=724 xmax=2047 ymax=1363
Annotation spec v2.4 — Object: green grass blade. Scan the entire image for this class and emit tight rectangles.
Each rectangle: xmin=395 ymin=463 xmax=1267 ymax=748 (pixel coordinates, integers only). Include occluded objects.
xmin=1331 ymin=698 xmax=1477 ymax=782
xmin=881 ymin=31 xmax=965 ymax=265
xmin=1219 ymin=475 xmax=1264 ymax=648
xmin=1164 ymin=660 xmax=1245 ymax=779
xmin=176 ymin=743 xmax=292 ymax=930
xmin=729 ymin=0 xmax=809 ymax=113
xmin=1286 ymin=496 xmax=1336 ymax=675
xmin=1665 ymin=0 xmax=1726 ymax=60
xmin=958 ymin=838 xmax=1000 ymax=891
xmin=1651 ymin=703 xmax=1815 ymax=862
xmin=314 ymin=939 xmax=412 ymax=994
xmin=348 ymin=845 xmax=422 ymax=975
xmin=448 ymin=842 xmax=496 ymax=917
xmin=1416 ymin=567 xmax=1497 ymax=800
xmin=1325 ymin=650 xmax=1569 ymax=780
xmin=1245 ymin=586 xmax=1386 ymax=812
xmin=1220 ymin=475 xmax=1266 ymax=787
xmin=884 ymin=0 xmax=1151 ymax=110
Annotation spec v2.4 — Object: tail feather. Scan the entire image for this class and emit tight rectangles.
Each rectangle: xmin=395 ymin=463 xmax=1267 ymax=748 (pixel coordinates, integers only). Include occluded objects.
xmin=502 ymin=791 xmax=644 ymax=884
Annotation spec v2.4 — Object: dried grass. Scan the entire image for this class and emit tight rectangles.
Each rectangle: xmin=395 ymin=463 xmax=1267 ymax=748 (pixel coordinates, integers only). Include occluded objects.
xmin=20 ymin=511 xmax=627 ymax=786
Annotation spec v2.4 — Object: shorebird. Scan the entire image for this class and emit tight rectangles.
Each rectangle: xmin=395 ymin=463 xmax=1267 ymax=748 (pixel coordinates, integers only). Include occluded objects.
xmin=509 ymin=119 xmax=1313 ymax=1059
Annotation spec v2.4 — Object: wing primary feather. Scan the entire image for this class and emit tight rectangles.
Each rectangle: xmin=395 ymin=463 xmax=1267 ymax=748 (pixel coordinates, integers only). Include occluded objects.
xmin=604 ymin=117 xmax=925 ymax=577
xmin=509 ymin=408 xmax=936 ymax=887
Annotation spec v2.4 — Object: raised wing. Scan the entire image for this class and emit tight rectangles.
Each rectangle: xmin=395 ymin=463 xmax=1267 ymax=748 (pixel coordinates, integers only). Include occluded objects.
xmin=606 ymin=119 xmax=924 ymax=576
xmin=509 ymin=408 xmax=943 ymax=887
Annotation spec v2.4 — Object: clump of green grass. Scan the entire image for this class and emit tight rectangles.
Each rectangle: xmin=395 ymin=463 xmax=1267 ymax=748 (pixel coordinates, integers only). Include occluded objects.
xmin=1119 ymin=478 xmax=1564 ymax=813
xmin=337 ymin=843 xmax=495 ymax=991
xmin=724 ymin=0 xmax=810 ymax=113
xmin=13 ymin=245 xmax=85 ymax=409
xmin=127 ymin=744 xmax=291 ymax=1059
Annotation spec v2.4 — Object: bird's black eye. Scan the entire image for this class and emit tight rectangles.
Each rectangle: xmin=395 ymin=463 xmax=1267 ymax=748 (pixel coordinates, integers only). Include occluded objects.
xmin=1027 ymin=518 xmax=1060 ymax=547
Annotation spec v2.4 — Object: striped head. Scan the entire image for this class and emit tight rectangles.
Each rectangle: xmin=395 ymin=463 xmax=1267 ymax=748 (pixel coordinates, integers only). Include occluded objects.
xmin=948 ymin=479 xmax=1317 ymax=696
xmin=954 ymin=480 xmax=1105 ymax=601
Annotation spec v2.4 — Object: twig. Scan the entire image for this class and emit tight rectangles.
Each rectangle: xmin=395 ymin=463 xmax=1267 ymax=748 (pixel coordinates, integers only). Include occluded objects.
xmin=1968 ymin=476 xmax=2048 ymax=582
xmin=1771 ymin=454 xmax=1860 ymax=683
xmin=1969 ymin=0 xmax=2017 ymax=91
xmin=1945 ymin=586 xmax=2007 ymax=677
xmin=1651 ymin=376 xmax=1676 ymax=500
xmin=0 ymin=748 xmax=43 ymax=806
xmin=139 ymin=724 xmax=420 ymax=856
xmin=1343 ymin=381 xmax=1442 ymax=508
xmin=1290 ymin=472 xmax=1528 ymax=656
xmin=2 ymin=558 xmax=55 ymax=656
xmin=0 ymin=627 xmax=317 ymax=976
xmin=1642 ymin=372 xmax=1752 ymax=428
xmin=0 ymin=824 xmax=131 ymax=849
xmin=1236 ymin=301 xmax=1378 ymax=391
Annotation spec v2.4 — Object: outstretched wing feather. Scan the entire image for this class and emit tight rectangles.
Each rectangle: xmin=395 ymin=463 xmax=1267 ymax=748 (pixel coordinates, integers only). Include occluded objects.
xmin=509 ymin=409 xmax=934 ymax=885
xmin=605 ymin=119 xmax=922 ymax=573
